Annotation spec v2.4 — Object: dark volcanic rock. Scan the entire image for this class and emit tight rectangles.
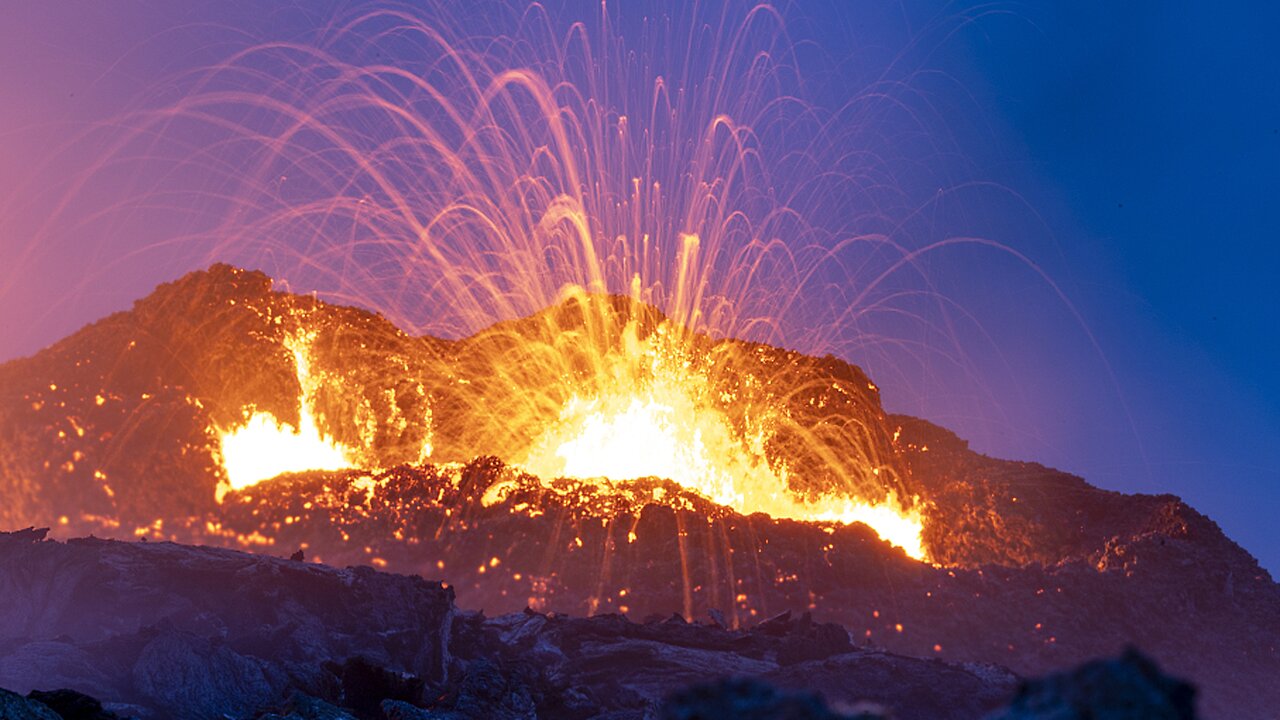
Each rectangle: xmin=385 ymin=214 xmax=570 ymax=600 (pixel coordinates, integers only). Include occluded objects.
xmin=257 ymin=693 xmax=357 ymax=720
xmin=377 ymin=700 xmax=431 ymax=720
xmin=25 ymin=689 xmax=121 ymax=720
xmin=443 ymin=606 xmax=1017 ymax=719
xmin=660 ymin=677 xmax=875 ymax=720
xmin=324 ymin=657 xmax=424 ymax=719
xmin=767 ymin=653 xmax=1015 ymax=720
xmin=0 ymin=688 xmax=61 ymax=720
xmin=989 ymin=648 xmax=1195 ymax=720
xmin=0 ymin=530 xmax=1214 ymax=720
xmin=0 ymin=532 xmax=1021 ymax=719
xmin=0 ymin=642 xmax=115 ymax=704
xmin=895 ymin=415 xmax=1205 ymax=570
xmin=0 ymin=532 xmax=452 ymax=720
xmin=131 ymin=627 xmax=286 ymax=719
xmin=419 ymin=658 xmax=537 ymax=719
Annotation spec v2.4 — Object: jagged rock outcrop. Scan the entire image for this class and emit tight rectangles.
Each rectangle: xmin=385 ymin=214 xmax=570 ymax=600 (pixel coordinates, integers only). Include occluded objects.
xmin=24 ymin=689 xmax=122 ymax=720
xmin=0 ymin=530 xmax=1014 ymax=719
xmin=0 ymin=688 xmax=62 ymax=720
xmin=0 ymin=529 xmax=1209 ymax=719
xmin=0 ymin=529 xmax=452 ymax=719
xmin=989 ymin=647 xmax=1196 ymax=720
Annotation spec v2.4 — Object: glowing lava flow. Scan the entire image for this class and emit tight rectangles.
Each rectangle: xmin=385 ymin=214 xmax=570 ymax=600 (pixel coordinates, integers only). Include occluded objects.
xmin=217 ymin=333 xmax=354 ymax=495
xmin=522 ymin=343 xmax=927 ymax=561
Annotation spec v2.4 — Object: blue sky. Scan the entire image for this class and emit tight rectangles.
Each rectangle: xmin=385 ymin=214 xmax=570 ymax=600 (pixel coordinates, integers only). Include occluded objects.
xmin=926 ymin=2 xmax=1280 ymax=572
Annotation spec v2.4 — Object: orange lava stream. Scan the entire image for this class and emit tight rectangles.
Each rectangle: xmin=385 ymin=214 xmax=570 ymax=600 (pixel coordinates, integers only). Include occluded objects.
xmin=216 ymin=333 xmax=357 ymax=496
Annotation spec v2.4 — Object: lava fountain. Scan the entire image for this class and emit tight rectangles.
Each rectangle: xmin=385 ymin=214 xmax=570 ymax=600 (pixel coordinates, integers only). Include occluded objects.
xmin=12 ymin=3 xmax=960 ymax=562
xmin=515 ymin=299 xmax=924 ymax=559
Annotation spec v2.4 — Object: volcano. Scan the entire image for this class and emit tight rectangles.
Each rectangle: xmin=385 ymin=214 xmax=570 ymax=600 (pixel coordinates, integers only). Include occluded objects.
xmin=0 ymin=265 xmax=1276 ymax=718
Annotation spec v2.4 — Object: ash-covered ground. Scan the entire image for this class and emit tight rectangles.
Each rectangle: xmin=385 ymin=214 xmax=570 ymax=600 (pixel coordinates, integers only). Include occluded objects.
xmin=0 ymin=266 xmax=1274 ymax=718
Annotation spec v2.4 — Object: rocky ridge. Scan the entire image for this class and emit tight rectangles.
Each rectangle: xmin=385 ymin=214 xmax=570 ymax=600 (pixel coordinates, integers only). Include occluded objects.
xmin=0 ymin=266 xmax=1275 ymax=718
xmin=0 ymin=529 xmax=1204 ymax=720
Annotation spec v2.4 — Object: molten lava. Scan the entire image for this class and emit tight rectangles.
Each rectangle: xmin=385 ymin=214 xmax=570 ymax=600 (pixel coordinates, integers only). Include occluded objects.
xmin=217 ymin=333 xmax=356 ymax=493
xmin=207 ymin=300 xmax=924 ymax=559
xmin=521 ymin=327 xmax=926 ymax=560
xmin=524 ymin=386 xmax=757 ymax=508
xmin=525 ymin=390 xmax=924 ymax=560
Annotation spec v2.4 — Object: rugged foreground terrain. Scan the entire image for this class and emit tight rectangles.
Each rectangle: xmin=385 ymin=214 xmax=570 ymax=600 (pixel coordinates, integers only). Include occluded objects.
xmin=0 ymin=266 xmax=1276 ymax=717
xmin=0 ymin=528 xmax=1197 ymax=719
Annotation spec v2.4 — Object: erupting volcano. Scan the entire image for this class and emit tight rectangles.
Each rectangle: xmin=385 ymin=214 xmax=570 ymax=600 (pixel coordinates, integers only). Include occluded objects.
xmin=1 ymin=264 xmax=1277 ymax=718
xmin=0 ymin=3 xmax=1276 ymax=719
xmin=207 ymin=277 xmax=927 ymax=560
xmin=1 ymin=264 xmax=926 ymax=565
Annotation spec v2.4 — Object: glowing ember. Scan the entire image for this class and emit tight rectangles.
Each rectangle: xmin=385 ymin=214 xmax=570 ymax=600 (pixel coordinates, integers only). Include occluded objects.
xmin=217 ymin=333 xmax=355 ymax=494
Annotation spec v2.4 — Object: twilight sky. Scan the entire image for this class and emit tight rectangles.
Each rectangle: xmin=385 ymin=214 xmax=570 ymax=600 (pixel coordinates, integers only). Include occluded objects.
xmin=1 ymin=1 xmax=1276 ymax=573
